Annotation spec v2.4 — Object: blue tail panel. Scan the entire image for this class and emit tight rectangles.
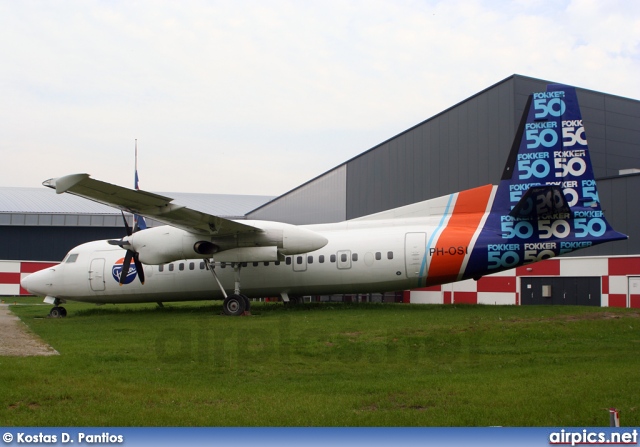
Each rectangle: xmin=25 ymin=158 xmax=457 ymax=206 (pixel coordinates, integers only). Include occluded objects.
xmin=463 ymin=85 xmax=627 ymax=279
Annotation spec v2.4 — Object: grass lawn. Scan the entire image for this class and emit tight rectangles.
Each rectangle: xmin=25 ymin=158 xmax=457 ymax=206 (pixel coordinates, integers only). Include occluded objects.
xmin=2 ymin=299 xmax=639 ymax=426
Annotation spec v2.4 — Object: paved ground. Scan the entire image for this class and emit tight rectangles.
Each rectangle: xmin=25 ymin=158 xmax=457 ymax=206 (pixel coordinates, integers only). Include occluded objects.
xmin=0 ymin=304 xmax=59 ymax=356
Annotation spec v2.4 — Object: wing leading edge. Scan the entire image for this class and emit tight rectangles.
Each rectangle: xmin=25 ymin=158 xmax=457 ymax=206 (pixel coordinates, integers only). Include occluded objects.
xmin=43 ymin=173 xmax=257 ymax=236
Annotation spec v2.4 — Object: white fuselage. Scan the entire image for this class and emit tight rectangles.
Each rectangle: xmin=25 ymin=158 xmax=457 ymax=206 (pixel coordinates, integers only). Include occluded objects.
xmin=23 ymin=218 xmax=442 ymax=304
xmin=23 ymin=85 xmax=628 ymax=310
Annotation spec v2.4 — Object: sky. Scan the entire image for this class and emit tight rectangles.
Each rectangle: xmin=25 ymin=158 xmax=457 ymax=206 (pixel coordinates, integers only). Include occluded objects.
xmin=1 ymin=0 xmax=639 ymax=196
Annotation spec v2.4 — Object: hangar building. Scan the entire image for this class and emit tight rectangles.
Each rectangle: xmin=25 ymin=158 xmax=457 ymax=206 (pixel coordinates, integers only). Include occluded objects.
xmin=246 ymin=75 xmax=640 ymax=307
xmin=4 ymin=74 xmax=640 ymax=306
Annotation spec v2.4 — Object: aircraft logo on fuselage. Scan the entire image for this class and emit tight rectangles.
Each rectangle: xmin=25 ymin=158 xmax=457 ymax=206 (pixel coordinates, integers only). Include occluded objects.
xmin=111 ymin=257 xmax=137 ymax=284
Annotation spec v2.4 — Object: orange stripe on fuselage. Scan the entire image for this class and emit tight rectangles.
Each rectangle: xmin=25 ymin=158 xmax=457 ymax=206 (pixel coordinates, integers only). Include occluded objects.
xmin=426 ymin=185 xmax=493 ymax=286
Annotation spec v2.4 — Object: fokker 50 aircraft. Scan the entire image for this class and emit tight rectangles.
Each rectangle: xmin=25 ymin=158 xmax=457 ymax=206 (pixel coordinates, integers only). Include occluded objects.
xmin=22 ymin=85 xmax=627 ymax=317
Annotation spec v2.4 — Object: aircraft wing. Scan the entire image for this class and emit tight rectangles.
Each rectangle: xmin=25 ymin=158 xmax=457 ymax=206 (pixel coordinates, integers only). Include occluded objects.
xmin=43 ymin=173 xmax=257 ymax=236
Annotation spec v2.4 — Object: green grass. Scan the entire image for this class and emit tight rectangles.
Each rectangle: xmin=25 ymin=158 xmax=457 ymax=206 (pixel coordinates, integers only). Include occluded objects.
xmin=2 ymin=300 xmax=639 ymax=426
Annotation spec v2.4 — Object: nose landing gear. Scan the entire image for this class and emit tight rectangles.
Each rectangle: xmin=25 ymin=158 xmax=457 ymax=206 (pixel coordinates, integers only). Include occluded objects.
xmin=49 ymin=306 xmax=67 ymax=318
xmin=46 ymin=297 xmax=67 ymax=318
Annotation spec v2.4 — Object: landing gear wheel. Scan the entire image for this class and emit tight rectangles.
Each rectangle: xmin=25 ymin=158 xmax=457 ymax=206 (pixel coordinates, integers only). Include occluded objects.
xmin=49 ymin=306 xmax=66 ymax=318
xmin=223 ymin=294 xmax=247 ymax=316
xmin=242 ymin=295 xmax=251 ymax=311
xmin=284 ymin=296 xmax=302 ymax=306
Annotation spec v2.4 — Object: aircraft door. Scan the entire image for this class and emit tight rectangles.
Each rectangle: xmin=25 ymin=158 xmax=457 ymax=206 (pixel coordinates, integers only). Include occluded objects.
xmin=337 ymin=250 xmax=351 ymax=270
xmin=405 ymin=232 xmax=426 ymax=278
xmin=293 ymin=254 xmax=307 ymax=272
xmin=89 ymin=258 xmax=106 ymax=291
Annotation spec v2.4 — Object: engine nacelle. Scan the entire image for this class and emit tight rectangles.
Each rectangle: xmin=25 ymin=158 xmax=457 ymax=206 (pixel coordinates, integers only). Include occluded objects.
xmin=125 ymin=226 xmax=207 ymax=265
xmin=124 ymin=221 xmax=328 ymax=265
xmin=215 ymin=246 xmax=279 ymax=263
xmin=238 ymin=220 xmax=329 ymax=255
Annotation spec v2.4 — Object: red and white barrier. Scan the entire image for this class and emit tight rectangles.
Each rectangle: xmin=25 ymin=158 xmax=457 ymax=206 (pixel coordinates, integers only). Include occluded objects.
xmin=0 ymin=261 xmax=57 ymax=296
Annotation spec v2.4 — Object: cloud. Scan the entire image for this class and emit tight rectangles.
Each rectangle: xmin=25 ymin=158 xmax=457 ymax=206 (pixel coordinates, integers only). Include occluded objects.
xmin=1 ymin=0 xmax=638 ymax=195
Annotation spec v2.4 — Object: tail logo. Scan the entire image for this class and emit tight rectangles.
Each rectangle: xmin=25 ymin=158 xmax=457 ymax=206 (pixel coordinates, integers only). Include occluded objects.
xmin=459 ymin=84 xmax=627 ymax=281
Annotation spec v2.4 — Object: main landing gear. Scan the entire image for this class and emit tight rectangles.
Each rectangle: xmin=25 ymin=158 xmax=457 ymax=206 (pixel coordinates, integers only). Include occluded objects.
xmin=221 ymin=294 xmax=251 ymax=317
xmin=204 ymin=260 xmax=251 ymax=316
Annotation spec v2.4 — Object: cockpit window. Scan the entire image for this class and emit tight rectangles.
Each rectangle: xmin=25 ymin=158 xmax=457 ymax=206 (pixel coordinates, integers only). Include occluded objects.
xmin=65 ymin=253 xmax=79 ymax=263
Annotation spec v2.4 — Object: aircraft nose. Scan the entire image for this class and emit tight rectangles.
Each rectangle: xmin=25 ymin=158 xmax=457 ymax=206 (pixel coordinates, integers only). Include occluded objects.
xmin=21 ymin=268 xmax=56 ymax=296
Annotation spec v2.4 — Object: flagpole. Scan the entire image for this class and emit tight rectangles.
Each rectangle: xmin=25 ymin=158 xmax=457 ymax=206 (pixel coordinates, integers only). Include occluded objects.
xmin=135 ymin=139 xmax=138 ymax=186
xmin=132 ymin=139 xmax=147 ymax=230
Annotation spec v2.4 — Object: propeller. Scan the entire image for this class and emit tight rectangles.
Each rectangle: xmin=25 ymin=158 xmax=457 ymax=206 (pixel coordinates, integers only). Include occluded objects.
xmin=108 ymin=212 xmax=145 ymax=285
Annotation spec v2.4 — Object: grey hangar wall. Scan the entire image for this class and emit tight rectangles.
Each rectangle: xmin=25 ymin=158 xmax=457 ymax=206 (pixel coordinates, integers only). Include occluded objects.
xmin=247 ymin=74 xmax=640 ymax=256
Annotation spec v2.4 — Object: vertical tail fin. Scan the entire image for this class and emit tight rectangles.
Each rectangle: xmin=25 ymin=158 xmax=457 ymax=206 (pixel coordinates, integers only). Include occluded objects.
xmin=498 ymin=84 xmax=604 ymax=215
xmin=464 ymin=84 xmax=626 ymax=278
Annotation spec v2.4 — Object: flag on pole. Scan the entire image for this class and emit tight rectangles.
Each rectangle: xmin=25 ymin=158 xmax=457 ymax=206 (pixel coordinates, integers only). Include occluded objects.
xmin=133 ymin=140 xmax=147 ymax=231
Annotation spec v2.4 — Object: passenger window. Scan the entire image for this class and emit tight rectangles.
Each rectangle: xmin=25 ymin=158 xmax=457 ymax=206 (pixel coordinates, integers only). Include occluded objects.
xmin=179 ymin=263 xmax=184 ymax=271
xmin=286 ymin=257 xmax=292 ymax=265
xmin=66 ymin=254 xmax=78 ymax=263
xmin=375 ymin=252 xmax=381 ymax=261
xmin=275 ymin=261 xmax=281 ymax=266
xmin=296 ymin=256 xmax=303 ymax=265
xmin=221 ymin=262 xmax=226 ymax=268
xmin=189 ymin=262 xmax=195 ymax=270
xmin=387 ymin=251 xmax=394 ymax=260
xmin=352 ymin=253 xmax=358 ymax=262
xmin=264 ymin=262 xmax=269 ymax=266
xmin=308 ymin=256 xmax=313 ymax=264
xmin=200 ymin=262 xmax=205 ymax=270
xmin=341 ymin=253 xmax=347 ymax=262
xmin=253 ymin=262 xmax=259 ymax=267
xmin=159 ymin=264 xmax=164 ymax=272
xmin=330 ymin=254 xmax=336 ymax=263
xmin=169 ymin=264 xmax=174 ymax=272
xmin=241 ymin=262 xmax=248 ymax=267
xmin=319 ymin=255 xmax=325 ymax=263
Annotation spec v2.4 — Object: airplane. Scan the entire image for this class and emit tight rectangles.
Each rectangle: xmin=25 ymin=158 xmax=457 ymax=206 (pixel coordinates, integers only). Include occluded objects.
xmin=21 ymin=84 xmax=628 ymax=317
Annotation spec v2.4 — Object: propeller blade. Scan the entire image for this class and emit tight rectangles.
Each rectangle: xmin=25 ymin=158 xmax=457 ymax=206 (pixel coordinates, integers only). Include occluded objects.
xmin=133 ymin=253 xmax=145 ymax=285
xmin=115 ymin=212 xmax=144 ymax=286
xmin=107 ymin=238 xmax=131 ymax=249
xmin=120 ymin=250 xmax=133 ymax=286
xmin=132 ymin=214 xmax=144 ymax=233
xmin=120 ymin=211 xmax=132 ymax=237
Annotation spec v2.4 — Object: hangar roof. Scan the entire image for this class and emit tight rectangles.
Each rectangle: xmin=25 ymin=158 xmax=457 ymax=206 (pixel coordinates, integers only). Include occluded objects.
xmin=0 ymin=187 xmax=274 ymax=226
